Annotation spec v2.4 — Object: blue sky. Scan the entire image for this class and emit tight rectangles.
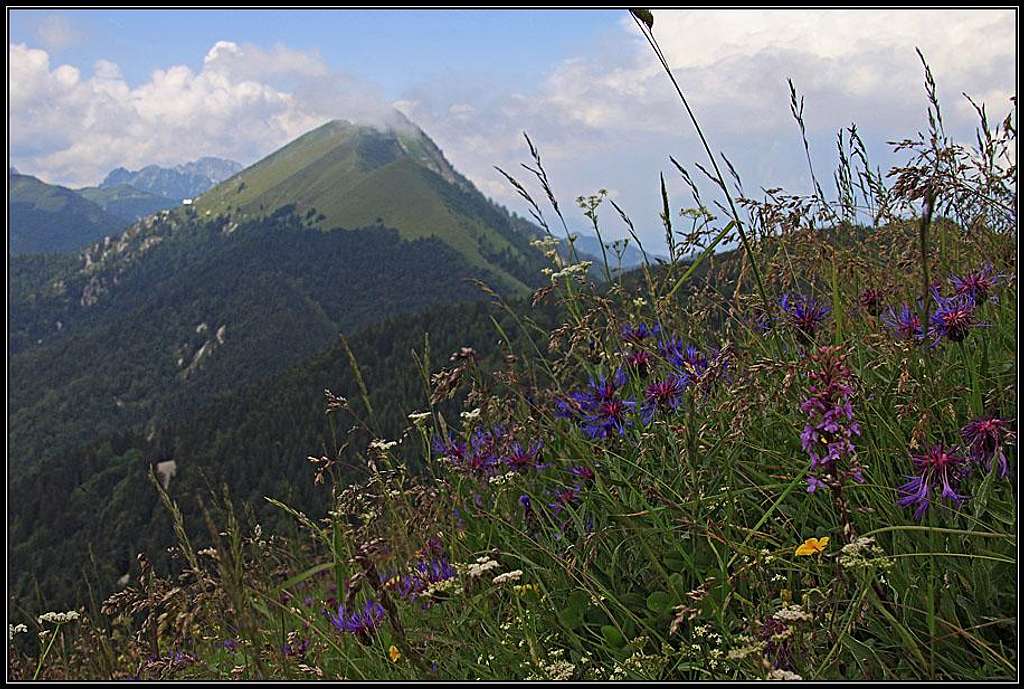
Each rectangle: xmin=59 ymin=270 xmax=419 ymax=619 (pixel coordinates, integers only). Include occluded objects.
xmin=9 ymin=10 xmax=619 ymax=93
xmin=9 ymin=9 xmax=1017 ymax=251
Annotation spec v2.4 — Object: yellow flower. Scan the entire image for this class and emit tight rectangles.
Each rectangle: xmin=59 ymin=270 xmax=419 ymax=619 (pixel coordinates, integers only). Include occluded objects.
xmin=795 ymin=536 xmax=830 ymax=556
xmin=388 ymin=645 xmax=401 ymax=663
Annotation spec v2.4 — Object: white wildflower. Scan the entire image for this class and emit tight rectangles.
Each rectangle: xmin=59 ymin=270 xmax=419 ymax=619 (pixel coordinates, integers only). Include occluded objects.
xmin=9 ymin=623 xmax=28 ymax=640
xmin=492 ymin=569 xmax=524 ymax=585
xmin=460 ymin=408 xmax=482 ymax=421
xmin=37 ymin=611 xmax=80 ymax=625
xmin=466 ymin=556 xmax=501 ymax=578
xmin=768 ymin=668 xmax=803 ymax=680
xmin=369 ymin=438 xmax=398 ymax=452
xmin=773 ymin=604 xmax=813 ymax=624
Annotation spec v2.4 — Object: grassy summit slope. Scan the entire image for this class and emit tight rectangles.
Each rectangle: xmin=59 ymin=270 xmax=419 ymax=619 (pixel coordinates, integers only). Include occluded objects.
xmin=196 ymin=119 xmax=543 ymax=292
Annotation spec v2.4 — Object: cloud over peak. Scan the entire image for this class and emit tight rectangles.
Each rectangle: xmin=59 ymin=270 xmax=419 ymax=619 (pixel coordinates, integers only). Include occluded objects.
xmin=8 ymin=40 xmax=396 ymax=186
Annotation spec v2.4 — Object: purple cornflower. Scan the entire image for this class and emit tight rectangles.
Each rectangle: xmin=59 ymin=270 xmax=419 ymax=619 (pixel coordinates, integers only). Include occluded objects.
xmin=949 ymin=264 xmax=1001 ymax=303
xmin=281 ymin=639 xmax=309 ymax=657
xmin=883 ymin=303 xmax=923 ymax=341
xmin=858 ymin=289 xmax=886 ymax=316
xmin=327 ymin=600 xmax=385 ymax=636
xmin=624 ymin=349 xmax=654 ymax=377
xmin=641 ymin=375 xmax=687 ymax=424
xmin=559 ymin=369 xmax=636 ymax=440
xmin=435 ymin=427 xmax=512 ymax=477
xmin=897 ymin=443 xmax=970 ymax=519
xmin=962 ymin=416 xmax=1015 ymax=478
xmin=432 ymin=434 xmax=466 ymax=465
xmin=583 ymin=397 xmax=635 ymax=439
xmin=569 ymin=465 xmax=595 ymax=482
xmin=799 ymin=346 xmax=863 ymax=493
xmin=621 ymin=322 xmax=661 ymax=344
xmin=222 ymin=638 xmax=239 ymax=651
xmin=658 ymin=338 xmax=706 ymax=377
xmin=928 ymin=289 xmax=981 ymax=344
xmin=780 ymin=293 xmax=831 ymax=341
xmin=415 ymin=557 xmax=457 ymax=586
xmin=548 ymin=485 xmax=581 ymax=516
xmin=384 ymin=556 xmax=457 ymax=602
xmin=503 ymin=441 xmax=546 ymax=472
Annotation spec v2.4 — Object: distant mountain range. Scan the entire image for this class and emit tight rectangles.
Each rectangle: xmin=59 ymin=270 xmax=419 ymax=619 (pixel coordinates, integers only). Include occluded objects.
xmin=100 ymin=156 xmax=243 ymax=202
xmin=566 ymin=232 xmax=662 ymax=272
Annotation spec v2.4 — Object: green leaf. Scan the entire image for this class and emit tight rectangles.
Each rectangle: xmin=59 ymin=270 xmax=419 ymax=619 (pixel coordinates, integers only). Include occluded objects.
xmin=558 ymin=590 xmax=590 ymax=629
xmin=646 ymin=590 xmax=674 ymax=614
xmin=601 ymin=624 xmax=627 ymax=649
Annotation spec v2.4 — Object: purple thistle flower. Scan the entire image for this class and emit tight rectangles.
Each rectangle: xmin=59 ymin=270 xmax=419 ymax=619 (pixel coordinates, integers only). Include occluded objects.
xmin=898 ymin=443 xmax=970 ymax=519
xmin=780 ymin=293 xmax=831 ymax=341
xmin=327 ymin=600 xmax=385 ymax=636
xmin=949 ymin=264 xmax=1002 ymax=303
xmin=883 ymin=303 xmax=924 ymax=341
xmin=962 ymin=416 xmax=1015 ymax=478
xmin=641 ymin=374 xmax=687 ymax=424
xmin=928 ymin=289 xmax=981 ymax=344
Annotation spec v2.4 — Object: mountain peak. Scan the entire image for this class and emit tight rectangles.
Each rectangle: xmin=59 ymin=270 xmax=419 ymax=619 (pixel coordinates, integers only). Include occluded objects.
xmin=100 ymin=157 xmax=242 ymax=201
xmin=195 ymin=117 xmax=543 ymax=292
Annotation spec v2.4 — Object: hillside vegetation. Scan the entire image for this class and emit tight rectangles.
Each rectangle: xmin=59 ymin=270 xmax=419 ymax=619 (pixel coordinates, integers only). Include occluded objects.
xmin=9 ymin=173 xmax=126 ymax=255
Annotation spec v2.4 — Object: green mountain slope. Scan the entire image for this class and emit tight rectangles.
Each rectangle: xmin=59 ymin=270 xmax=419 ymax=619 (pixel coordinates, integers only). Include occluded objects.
xmin=8 ymin=207 xmax=518 ymax=467
xmin=9 ymin=173 xmax=127 ymax=255
xmin=196 ymin=118 xmax=544 ymax=292
xmin=77 ymin=184 xmax=179 ymax=222
xmin=8 ymin=116 xmax=555 ymax=608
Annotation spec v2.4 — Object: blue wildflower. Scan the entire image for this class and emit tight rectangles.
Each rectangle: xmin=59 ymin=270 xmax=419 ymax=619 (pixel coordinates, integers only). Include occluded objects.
xmin=327 ymin=600 xmax=385 ymax=636
xmin=949 ymin=264 xmax=1002 ymax=303
xmin=897 ymin=443 xmax=970 ymax=519
xmin=928 ymin=289 xmax=982 ymax=344
xmin=558 ymin=369 xmax=636 ymax=439
xmin=962 ymin=416 xmax=1014 ymax=478
xmin=641 ymin=374 xmax=687 ymax=424
xmin=621 ymin=322 xmax=661 ymax=343
xmin=882 ymin=303 xmax=923 ymax=341
xmin=780 ymin=293 xmax=831 ymax=341
xmin=503 ymin=441 xmax=546 ymax=472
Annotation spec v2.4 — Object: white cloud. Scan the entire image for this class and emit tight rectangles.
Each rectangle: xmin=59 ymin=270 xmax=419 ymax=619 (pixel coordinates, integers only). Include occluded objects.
xmin=394 ymin=9 xmax=1016 ymax=246
xmin=36 ymin=14 xmax=83 ymax=51
xmin=8 ymin=40 xmax=392 ymax=186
